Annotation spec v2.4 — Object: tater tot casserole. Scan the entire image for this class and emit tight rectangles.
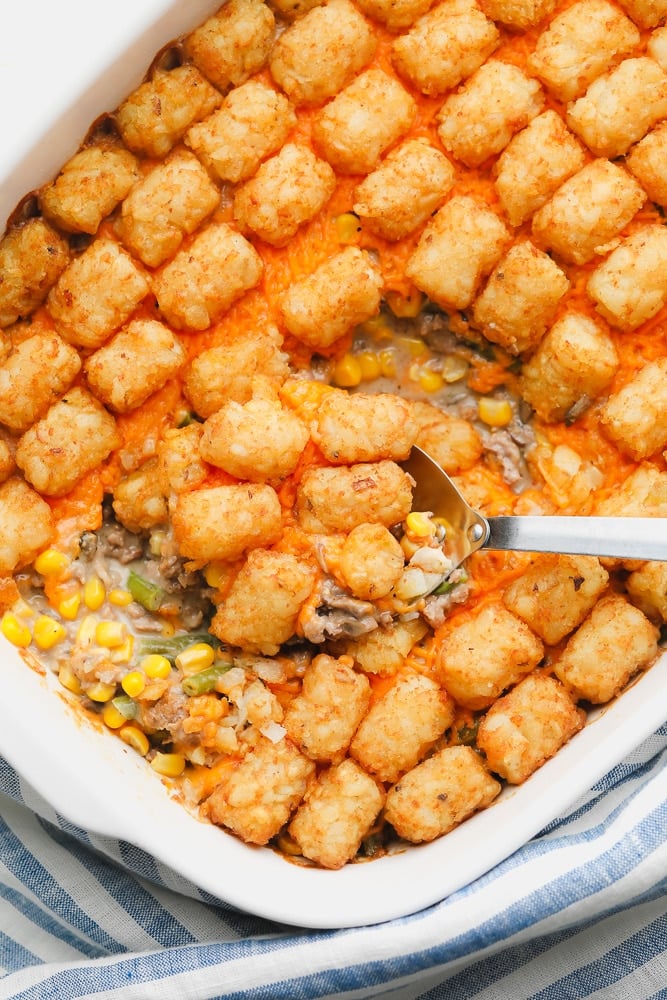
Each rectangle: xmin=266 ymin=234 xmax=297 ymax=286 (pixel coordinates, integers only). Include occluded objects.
xmin=1 ymin=0 xmax=667 ymax=875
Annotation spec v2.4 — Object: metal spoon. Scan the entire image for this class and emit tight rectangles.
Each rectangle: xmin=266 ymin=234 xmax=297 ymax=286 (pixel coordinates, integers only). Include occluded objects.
xmin=402 ymin=445 xmax=667 ymax=569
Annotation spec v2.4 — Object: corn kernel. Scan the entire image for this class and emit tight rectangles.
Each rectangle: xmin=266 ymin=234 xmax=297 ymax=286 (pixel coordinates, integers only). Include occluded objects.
xmin=478 ymin=397 xmax=513 ymax=427
xmin=83 ymin=576 xmax=106 ymax=611
xmin=175 ymin=642 xmax=216 ymax=675
xmin=418 ymin=368 xmax=444 ymax=393
xmin=102 ymin=703 xmax=127 ymax=729
xmin=122 ymin=670 xmax=146 ymax=698
xmin=359 ymin=314 xmax=391 ymax=339
xmin=87 ymin=681 xmax=117 ymax=703
xmin=357 ymin=351 xmax=382 ymax=381
xmin=76 ymin=614 xmax=98 ymax=647
xmin=58 ymin=665 xmax=82 ymax=694
xmin=33 ymin=615 xmax=67 ymax=651
xmin=386 ymin=289 xmax=424 ymax=318
xmin=12 ymin=598 xmax=35 ymax=620
xmin=110 ymin=635 xmax=134 ymax=664
xmin=406 ymin=512 xmax=435 ymax=538
xmin=378 ymin=348 xmax=396 ymax=378
xmin=400 ymin=336 xmax=428 ymax=358
xmin=58 ymin=591 xmax=81 ymax=621
xmin=95 ymin=621 xmax=127 ymax=648
xmin=1 ymin=613 xmax=32 ymax=647
xmin=108 ymin=588 xmax=133 ymax=607
xmin=204 ymin=563 xmax=226 ymax=589
xmin=141 ymin=654 xmax=172 ymax=680
xmin=332 ymin=354 xmax=363 ymax=388
xmin=119 ymin=725 xmax=150 ymax=756
xmin=34 ymin=549 xmax=70 ymax=577
xmin=150 ymin=752 xmax=186 ymax=777
xmin=335 ymin=212 xmax=361 ymax=244
xmin=442 ymin=355 xmax=469 ymax=383
xmin=149 ymin=531 xmax=166 ymax=557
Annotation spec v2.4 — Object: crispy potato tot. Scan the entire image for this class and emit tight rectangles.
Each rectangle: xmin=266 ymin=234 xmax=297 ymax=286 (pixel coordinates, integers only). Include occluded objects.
xmin=40 ymin=145 xmax=140 ymax=234
xmin=183 ymin=0 xmax=275 ymax=90
xmin=338 ymin=523 xmax=405 ymax=600
xmin=312 ymin=390 xmax=417 ymax=464
xmin=0 ymin=220 xmax=70 ymax=329
xmin=0 ymin=478 xmax=54 ymax=574
xmin=173 ymin=484 xmax=282 ymax=563
xmin=0 ymin=331 xmax=81 ymax=432
xmin=600 ymin=359 xmax=667 ymax=460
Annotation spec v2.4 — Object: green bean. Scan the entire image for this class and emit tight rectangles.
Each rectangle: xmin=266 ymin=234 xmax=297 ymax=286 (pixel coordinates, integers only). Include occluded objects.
xmin=127 ymin=570 xmax=165 ymax=612
xmin=182 ymin=663 xmax=233 ymax=696
xmin=138 ymin=632 xmax=223 ymax=663
xmin=111 ymin=694 xmax=137 ymax=720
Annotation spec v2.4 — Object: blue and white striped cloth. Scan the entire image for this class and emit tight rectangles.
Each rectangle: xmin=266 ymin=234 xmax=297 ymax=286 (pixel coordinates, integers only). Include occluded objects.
xmin=0 ymin=727 xmax=666 ymax=999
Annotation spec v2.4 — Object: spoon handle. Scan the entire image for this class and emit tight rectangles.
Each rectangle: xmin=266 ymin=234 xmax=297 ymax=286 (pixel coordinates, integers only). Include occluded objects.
xmin=486 ymin=516 xmax=667 ymax=562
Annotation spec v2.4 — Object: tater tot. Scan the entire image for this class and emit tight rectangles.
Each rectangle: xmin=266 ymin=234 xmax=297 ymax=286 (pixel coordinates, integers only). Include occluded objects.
xmin=354 ymin=0 xmax=436 ymax=29
xmin=0 ymin=219 xmax=70 ymax=329
xmin=152 ymin=222 xmax=263 ymax=331
xmin=183 ymin=0 xmax=276 ymax=91
xmin=471 ymin=240 xmax=569 ymax=354
xmin=233 ymin=143 xmax=336 ymax=247
xmin=411 ymin=401 xmax=483 ymax=473
xmin=312 ymin=68 xmax=416 ymax=175
xmin=494 ymin=111 xmax=586 ymax=227
xmin=531 ymin=160 xmax=646 ymax=266
xmin=206 ymin=734 xmax=315 ymax=845
xmin=115 ymin=65 xmax=222 ymax=159
xmin=280 ymin=247 xmax=382 ymax=348
xmin=436 ymin=60 xmax=544 ymax=167
xmin=296 ymin=461 xmax=413 ymax=533
xmin=46 ymin=239 xmax=150 ymax=349
xmin=336 ymin=618 xmax=429 ymax=676
xmin=587 ymin=224 xmax=667 ymax=331
xmin=185 ymin=79 xmax=296 ymax=184
xmin=269 ymin=0 xmax=377 ymax=106
xmin=350 ymin=670 xmax=455 ymax=783
xmin=182 ymin=325 xmax=289 ymax=417
xmin=600 ymin=359 xmax=667 ymax=460
xmin=83 ymin=319 xmax=186 ymax=413
xmin=392 ymin=0 xmax=500 ymax=97
xmin=436 ymin=603 xmax=544 ymax=710
xmin=312 ymin=390 xmax=417 ymax=463
xmin=114 ymin=149 xmax=220 ymax=267
xmin=338 ymin=523 xmax=405 ymax=600
xmin=0 ymin=477 xmax=54 ymax=574
xmin=527 ymin=0 xmax=639 ymax=102
xmin=40 ymin=145 xmax=140 ymax=235
xmin=157 ymin=424 xmax=209 ymax=496
xmin=405 ymin=195 xmax=510 ymax=310
xmin=199 ymin=396 xmax=309 ymax=481
xmin=477 ymin=674 xmax=586 ymax=784
xmin=626 ymin=561 xmax=667 ymax=623
xmin=626 ymin=122 xmax=667 ymax=206
xmin=353 ymin=139 xmax=456 ymax=241
xmin=553 ymin=594 xmax=659 ymax=703
xmin=566 ymin=57 xmax=667 ymax=157
xmin=519 ymin=312 xmax=619 ymax=423
xmin=503 ymin=554 xmax=609 ymax=645
xmin=211 ymin=548 xmax=317 ymax=654
xmin=112 ymin=459 xmax=168 ymax=534
xmin=0 ymin=438 xmax=14 ymax=485
xmin=595 ymin=465 xmax=667 ymax=518
xmin=478 ymin=0 xmax=556 ymax=29
xmin=288 ymin=758 xmax=385 ymax=869
xmin=617 ymin=0 xmax=667 ymax=27
xmin=384 ymin=745 xmax=501 ymax=842
xmin=15 ymin=387 xmax=120 ymax=497
xmin=172 ymin=484 xmax=282 ymax=563
xmin=283 ymin=654 xmax=371 ymax=762
xmin=0 ymin=331 xmax=81 ymax=432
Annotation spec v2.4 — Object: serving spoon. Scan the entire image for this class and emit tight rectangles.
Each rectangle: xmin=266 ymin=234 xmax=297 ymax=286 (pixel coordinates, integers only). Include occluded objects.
xmin=402 ymin=446 xmax=667 ymax=569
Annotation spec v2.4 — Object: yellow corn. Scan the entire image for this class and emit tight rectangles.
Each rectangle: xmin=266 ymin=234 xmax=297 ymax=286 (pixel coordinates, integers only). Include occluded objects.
xmin=357 ymin=351 xmax=382 ymax=381
xmin=141 ymin=654 xmax=172 ymax=680
xmin=83 ymin=576 xmax=106 ymax=611
xmin=149 ymin=531 xmax=166 ymax=557
xmin=108 ymin=588 xmax=133 ymax=607
xmin=359 ymin=314 xmax=391 ymax=339
xmin=86 ymin=681 xmax=117 ymax=703
xmin=478 ymin=397 xmax=513 ymax=427
xmin=386 ymin=289 xmax=424 ymax=318
xmin=335 ymin=212 xmax=361 ymax=243
xmin=119 ymin=725 xmax=150 ymax=756
xmin=418 ymin=368 xmax=444 ymax=394
xmin=121 ymin=670 xmax=146 ymax=698
xmin=332 ymin=353 xmax=363 ymax=388
xmin=1 ymin=613 xmax=32 ymax=648
xmin=406 ymin=512 xmax=435 ymax=538
xmin=12 ymin=599 xmax=35 ymax=620
xmin=378 ymin=348 xmax=396 ymax=378
xmin=58 ymin=665 xmax=82 ymax=694
xmin=76 ymin=614 xmax=98 ymax=647
xmin=34 ymin=549 xmax=70 ymax=577
xmin=110 ymin=634 xmax=134 ymax=664
xmin=150 ymin=752 xmax=186 ymax=777
xmin=441 ymin=355 xmax=469 ymax=383
xmin=399 ymin=336 xmax=428 ymax=358
xmin=204 ymin=563 xmax=227 ymax=589
xmin=95 ymin=621 xmax=127 ymax=649
xmin=58 ymin=591 xmax=81 ymax=621
xmin=175 ymin=642 xmax=216 ymax=675
xmin=33 ymin=615 xmax=67 ymax=651
xmin=102 ymin=703 xmax=127 ymax=729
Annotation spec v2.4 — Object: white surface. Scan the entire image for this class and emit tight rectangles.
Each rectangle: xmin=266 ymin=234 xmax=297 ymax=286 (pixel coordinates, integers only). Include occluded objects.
xmin=1 ymin=0 xmax=666 ymax=930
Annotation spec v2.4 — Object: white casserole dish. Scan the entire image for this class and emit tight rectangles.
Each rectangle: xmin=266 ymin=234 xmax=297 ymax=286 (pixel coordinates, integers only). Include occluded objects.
xmin=0 ymin=0 xmax=665 ymax=930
